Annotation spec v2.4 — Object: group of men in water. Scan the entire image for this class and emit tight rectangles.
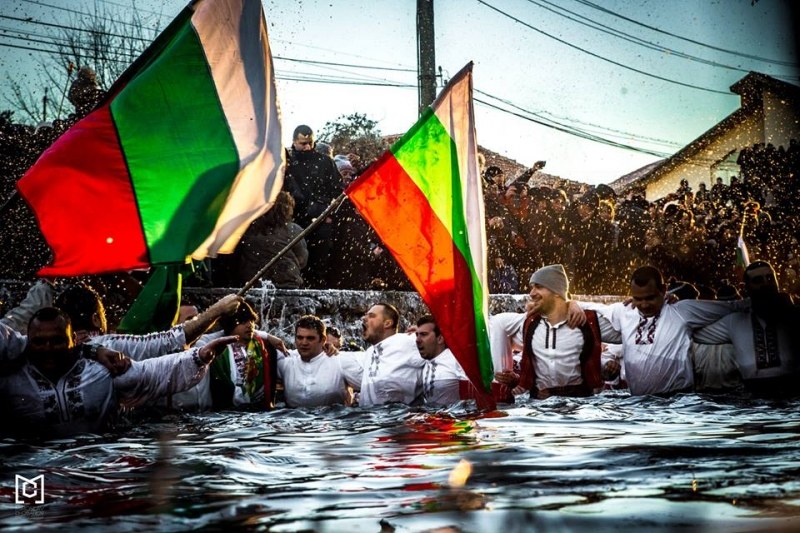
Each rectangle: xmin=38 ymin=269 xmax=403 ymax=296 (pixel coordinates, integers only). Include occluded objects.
xmin=0 ymin=259 xmax=797 ymax=437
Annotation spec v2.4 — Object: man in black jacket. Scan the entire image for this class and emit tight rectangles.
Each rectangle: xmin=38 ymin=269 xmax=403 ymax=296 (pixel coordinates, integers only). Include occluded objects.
xmin=282 ymin=125 xmax=341 ymax=287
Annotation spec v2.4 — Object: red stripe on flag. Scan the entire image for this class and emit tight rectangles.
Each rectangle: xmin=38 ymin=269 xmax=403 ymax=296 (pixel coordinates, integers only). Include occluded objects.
xmin=18 ymin=105 xmax=149 ymax=276
xmin=347 ymin=154 xmax=485 ymax=393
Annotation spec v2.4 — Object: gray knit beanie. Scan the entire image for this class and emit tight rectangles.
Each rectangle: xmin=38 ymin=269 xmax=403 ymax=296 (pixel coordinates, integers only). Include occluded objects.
xmin=529 ymin=264 xmax=569 ymax=300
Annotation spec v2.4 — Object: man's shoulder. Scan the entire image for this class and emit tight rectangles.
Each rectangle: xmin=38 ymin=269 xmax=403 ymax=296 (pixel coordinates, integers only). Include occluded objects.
xmin=385 ymin=332 xmax=417 ymax=349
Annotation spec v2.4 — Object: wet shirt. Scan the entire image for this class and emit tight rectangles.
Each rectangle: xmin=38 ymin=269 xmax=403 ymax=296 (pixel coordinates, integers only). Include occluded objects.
xmin=422 ymin=348 xmax=468 ymax=407
xmin=489 ymin=312 xmax=525 ymax=373
xmin=0 ymin=350 xmax=207 ymax=437
xmin=585 ymin=299 xmax=746 ymax=395
xmin=694 ymin=311 xmax=798 ymax=380
xmin=277 ymin=350 xmax=362 ymax=407
xmin=356 ymin=333 xmax=425 ymax=407
xmin=86 ymin=326 xmax=187 ymax=361
xmin=530 ymin=318 xmax=584 ymax=391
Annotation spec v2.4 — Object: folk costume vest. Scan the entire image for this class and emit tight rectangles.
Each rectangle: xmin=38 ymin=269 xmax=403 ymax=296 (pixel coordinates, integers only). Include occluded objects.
xmin=518 ymin=310 xmax=603 ymax=397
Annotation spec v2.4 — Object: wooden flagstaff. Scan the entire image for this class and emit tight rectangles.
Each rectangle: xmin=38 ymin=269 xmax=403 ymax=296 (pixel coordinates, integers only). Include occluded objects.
xmin=236 ymin=193 xmax=348 ymax=296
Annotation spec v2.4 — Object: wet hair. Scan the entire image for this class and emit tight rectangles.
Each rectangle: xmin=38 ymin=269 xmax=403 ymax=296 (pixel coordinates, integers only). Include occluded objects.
xmin=295 ymin=315 xmax=326 ymax=339
xmin=28 ymin=306 xmax=71 ymax=331
xmin=416 ymin=314 xmax=441 ymax=336
xmin=631 ymin=266 xmax=665 ymax=291
xmin=696 ymin=284 xmax=717 ymax=301
xmin=376 ymin=302 xmax=400 ymax=331
xmin=716 ymin=283 xmax=741 ymax=301
xmin=219 ymin=300 xmax=258 ymax=334
xmin=293 ymin=124 xmax=313 ymax=139
xmin=54 ymin=283 xmax=104 ymax=332
xmin=744 ymin=260 xmax=776 ymax=284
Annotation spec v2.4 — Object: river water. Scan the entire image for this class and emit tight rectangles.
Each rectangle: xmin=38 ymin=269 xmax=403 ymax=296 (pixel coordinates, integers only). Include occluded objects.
xmin=2 ymin=392 xmax=799 ymax=532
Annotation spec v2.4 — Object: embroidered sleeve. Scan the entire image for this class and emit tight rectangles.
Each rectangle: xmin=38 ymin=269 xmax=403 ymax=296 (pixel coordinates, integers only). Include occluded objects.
xmin=89 ymin=326 xmax=187 ymax=362
xmin=113 ymin=350 xmax=206 ymax=407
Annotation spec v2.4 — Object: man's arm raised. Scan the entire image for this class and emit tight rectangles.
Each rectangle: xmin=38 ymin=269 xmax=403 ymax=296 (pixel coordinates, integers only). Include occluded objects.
xmin=182 ymin=294 xmax=242 ymax=344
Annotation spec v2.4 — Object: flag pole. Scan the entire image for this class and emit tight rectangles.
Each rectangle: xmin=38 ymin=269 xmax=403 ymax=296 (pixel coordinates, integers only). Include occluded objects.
xmin=236 ymin=193 xmax=347 ymax=296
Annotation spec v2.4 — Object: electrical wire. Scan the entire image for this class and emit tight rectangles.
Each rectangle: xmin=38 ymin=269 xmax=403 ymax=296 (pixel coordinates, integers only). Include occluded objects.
xmin=476 ymin=0 xmax=735 ymax=95
xmin=572 ymin=0 xmax=798 ymax=68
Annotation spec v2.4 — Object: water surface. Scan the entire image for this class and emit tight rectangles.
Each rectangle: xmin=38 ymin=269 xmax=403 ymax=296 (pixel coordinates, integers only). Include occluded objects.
xmin=2 ymin=392 xmax=800 ymax=532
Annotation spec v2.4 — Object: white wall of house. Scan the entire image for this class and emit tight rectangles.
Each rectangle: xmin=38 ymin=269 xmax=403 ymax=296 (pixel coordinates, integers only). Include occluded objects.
xmin=644 ymin=113 xmax=765 ymax=200
xmin=643 ymin=83 xmax=800 ymax=201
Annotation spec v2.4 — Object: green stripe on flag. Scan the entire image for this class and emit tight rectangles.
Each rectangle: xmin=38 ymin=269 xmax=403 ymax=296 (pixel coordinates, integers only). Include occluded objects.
xmin=392 ymin=109 xmax=493 ymax=387
xmin=117 ymin=264 xmax=183 ymax=334
xmin=111 ymin=19 xmax=239 ymax=265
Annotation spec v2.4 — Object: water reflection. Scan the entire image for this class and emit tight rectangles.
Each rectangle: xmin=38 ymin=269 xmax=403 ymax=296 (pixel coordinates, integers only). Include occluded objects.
xmin=2 ymin=393 xmax=799 ymax=531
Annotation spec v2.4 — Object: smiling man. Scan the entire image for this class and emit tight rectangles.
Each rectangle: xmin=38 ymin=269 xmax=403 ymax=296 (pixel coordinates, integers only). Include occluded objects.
xmin=494 ymin=264 xmax=618 ymax=399
xmin=277 ymin=315 xmax=361 ymax=407
xmin=576 ymin=266 xmax=748 ymax=396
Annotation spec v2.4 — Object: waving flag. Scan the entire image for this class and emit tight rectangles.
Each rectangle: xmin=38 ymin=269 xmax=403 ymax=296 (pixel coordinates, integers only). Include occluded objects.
xmin=735 ymin=234 xmax=751 ymax=279
xmin=345 ymin=63 xmax=495 ymax=408
xmin=18 ymin=0 xmax=284 ymax=276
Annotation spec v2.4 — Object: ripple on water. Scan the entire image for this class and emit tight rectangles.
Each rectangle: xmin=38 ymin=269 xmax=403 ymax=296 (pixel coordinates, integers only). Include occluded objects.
xmin=2 ymin=396 xmax=800 ymax=531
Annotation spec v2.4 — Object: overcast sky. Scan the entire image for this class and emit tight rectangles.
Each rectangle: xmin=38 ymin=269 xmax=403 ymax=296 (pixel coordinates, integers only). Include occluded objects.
xmin=1 ymin=0 xmax=798 ymax=184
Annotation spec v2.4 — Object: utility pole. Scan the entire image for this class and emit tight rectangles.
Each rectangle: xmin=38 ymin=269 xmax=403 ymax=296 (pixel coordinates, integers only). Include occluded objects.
xmin=416 ymin=0 xmax=436 ymax=115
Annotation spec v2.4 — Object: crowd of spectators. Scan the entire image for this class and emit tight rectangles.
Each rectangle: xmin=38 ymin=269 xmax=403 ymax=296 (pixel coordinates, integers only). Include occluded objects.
xmin=2 ymin=100 xmax=798 ymax=303
xmin=483 ymin=140 xmax=800 ymax=299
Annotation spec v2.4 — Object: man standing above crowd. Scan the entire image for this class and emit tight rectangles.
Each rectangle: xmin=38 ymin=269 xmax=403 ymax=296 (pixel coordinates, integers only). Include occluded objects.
xmin=577 ymin=266 xmax=748 ymax=396
xmin=277 ymin=315 xmax=361 ymax=407
xmin=694 ymin=261 xmax=799 ymax=396
xmin=494 ymin=264 xmax=619 ymax=399
xmin=415 ymin=315 xmax=468 ymax=407
xmin=281 ymin=124 xmax=341 ymax=287
xmin=354 ymin=303 xmax=424 ymax=406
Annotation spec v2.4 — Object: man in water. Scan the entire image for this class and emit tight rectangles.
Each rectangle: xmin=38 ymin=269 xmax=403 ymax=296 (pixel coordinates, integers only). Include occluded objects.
xmin=277 ymin=315 xmax=361 ymax=407
xmin=494 ymin=264 xmax=619 ymax=399
xmin=352 ymin=303 xmax=424 ymax=406
xmin=415 ymin=315 xmax=468 ymax=407
xmin=576 ymin=266 xmax=747 ymax=396
xmin=693 ymin=261 xmax=799 ymax=396
xmin=0 ymin=307 xmax=235 ymax=437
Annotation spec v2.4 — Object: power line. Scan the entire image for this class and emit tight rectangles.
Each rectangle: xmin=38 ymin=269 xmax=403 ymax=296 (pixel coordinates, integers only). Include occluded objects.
xmin=474 ymin=96 xmax=671 ymax=157
xmin=476 ymin=0 xmax=735 ymax=96
xmin=0 ymin=13 xmax=154 ymax=43
xmin=475 ymin=88 xmax=682 ymax=149
xmin=274 ymin=56 xmax=415 ymax=73
xmin=572 ymin=0 xmax=798 ymax=68
xmin=527 ymin=0 xmax=798 ymax=82
xmin=18 ymin=0 xmax=163 ymax=33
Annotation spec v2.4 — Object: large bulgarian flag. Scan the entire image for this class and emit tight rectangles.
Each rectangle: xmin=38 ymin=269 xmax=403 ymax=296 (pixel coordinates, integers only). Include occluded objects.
xmin=345 ymin=63 xmax=495 ymax=408
xmin=17 ymin=0 xmax=284 ymax=276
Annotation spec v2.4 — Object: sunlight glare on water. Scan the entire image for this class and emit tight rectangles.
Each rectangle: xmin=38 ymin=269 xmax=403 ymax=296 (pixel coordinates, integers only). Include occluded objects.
xmin=2 ymin=393 xmax=800 ymax=532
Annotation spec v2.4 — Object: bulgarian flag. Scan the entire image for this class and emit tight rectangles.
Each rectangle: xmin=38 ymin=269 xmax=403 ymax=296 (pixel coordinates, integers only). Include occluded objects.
xmin=17 ymin=0 xmax=284 ymax=276
xmin=345 ymin=63 xmax=495 ymax=409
